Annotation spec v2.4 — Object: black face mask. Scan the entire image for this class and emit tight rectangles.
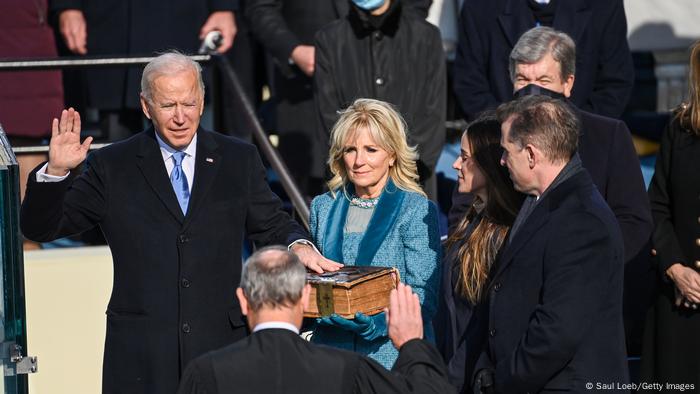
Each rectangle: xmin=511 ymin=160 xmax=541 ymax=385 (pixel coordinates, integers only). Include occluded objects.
xmin=513 ymin=84 xmax=567 ymax=101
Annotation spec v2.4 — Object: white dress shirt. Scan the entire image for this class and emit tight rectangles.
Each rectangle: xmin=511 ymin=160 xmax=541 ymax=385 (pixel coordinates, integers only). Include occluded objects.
xmin=156 ymin=132 xmax=196 ymax=193
xmin=253 ymin=321 xmax=300 ymax=334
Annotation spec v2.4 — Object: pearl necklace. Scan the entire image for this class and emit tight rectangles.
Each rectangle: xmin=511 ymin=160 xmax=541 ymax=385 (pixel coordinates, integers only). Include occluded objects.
xmin=350 ymin=195 xmax=380 ymax=209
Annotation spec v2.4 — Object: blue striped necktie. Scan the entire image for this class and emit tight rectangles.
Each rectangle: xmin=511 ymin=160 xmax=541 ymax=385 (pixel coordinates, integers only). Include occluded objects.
xmin=170 ymin=151 xmax=190 ymax=214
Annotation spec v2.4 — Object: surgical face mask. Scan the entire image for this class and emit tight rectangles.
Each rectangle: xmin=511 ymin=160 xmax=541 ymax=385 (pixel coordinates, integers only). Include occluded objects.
xmin=351 ymin=0 xmax=386 ymax=11
xmin=513 ymin=84 xmax=567 ymax=101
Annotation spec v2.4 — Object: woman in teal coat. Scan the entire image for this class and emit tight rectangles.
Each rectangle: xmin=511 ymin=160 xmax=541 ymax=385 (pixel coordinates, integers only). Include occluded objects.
xmin=309 ymin=98 xmax=441 ymax=369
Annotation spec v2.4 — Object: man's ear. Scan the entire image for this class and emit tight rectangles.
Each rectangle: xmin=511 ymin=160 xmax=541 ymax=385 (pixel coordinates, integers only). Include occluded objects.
xmin=140 ymin=94 xmax=152 ymax=120
xmin=301 ymin=284 xmax=311 ymax=311
xmin=526 ymin=145 xmax=537 ymax=169
xmin=236 ymin=287 xmax=249 ymax=317
xmin=563 ymin=74 xmax=575 ymax=98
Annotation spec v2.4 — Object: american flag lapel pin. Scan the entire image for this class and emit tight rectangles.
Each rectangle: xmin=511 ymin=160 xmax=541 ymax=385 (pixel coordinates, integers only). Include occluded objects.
xmin=206 ymin=157 xmax=214 ymax=163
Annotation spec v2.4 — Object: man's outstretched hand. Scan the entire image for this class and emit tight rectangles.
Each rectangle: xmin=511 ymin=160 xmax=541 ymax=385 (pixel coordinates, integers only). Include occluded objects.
xmin=47 ymin=108 xmax=93 ymax=176
xmin=291 ymin=243 xmax=343 ymax=273
xmin=387 ymin=283 xmax=423 ymax=349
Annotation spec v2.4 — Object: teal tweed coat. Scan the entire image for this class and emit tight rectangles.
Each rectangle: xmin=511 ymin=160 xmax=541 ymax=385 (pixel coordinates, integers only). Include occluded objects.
xmin=309 ymin=183 xmax=441 ymax=369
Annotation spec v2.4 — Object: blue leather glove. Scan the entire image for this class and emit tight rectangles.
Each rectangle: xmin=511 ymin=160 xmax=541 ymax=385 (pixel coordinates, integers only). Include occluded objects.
xmin=352 ymin=312 xmax=387 ymax=341
xmin=315 ymin=312 xmax=387 ymax=341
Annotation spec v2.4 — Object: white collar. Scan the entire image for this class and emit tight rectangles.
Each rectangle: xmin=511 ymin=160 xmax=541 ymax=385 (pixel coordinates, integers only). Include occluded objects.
xmin=253 ymin=321 xmax=300 ymax=334
xmin=155 ymin=131 xmax=198 ymax=160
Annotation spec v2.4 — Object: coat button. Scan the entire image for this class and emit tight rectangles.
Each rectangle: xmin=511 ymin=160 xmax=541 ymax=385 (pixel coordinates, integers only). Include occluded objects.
xmin=695 ymin=260 xmax=700 ymax=269
xmin=182 ymin=323 xmax=191 ymax=333
xmin=696 ymin=238 xmax=700 ymax=247
xmin=651 ymin=248 xmax=657 ymax=256
xmin=181 ymin=278 xmax=191 ymax=288
xmin=375 ymin=77 xmax=384 ymax=86
xmin=494 ymin=282 xmax=502 ymax=291
xmin=373 ymin=31 xmax=383 ymax=41
xmin=489 ymin=329 xmax=496 ymax=337
xmin=179 ymin=234 xmax=189 ymax=243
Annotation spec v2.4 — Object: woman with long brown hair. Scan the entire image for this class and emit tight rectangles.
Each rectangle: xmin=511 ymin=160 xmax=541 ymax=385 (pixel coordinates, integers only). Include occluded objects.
xmin=435 ymin=115 xmax=524 ymax=392
xmin=640 ymin=40 xmax=700 ymax=391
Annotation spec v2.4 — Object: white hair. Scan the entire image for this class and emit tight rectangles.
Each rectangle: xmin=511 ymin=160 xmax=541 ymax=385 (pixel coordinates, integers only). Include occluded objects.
xmin=140 ymin=51 xmax=205 ymax=102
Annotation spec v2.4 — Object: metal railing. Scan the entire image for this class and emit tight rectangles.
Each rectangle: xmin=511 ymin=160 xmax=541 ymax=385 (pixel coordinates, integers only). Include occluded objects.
xmin=0 ymin=54 xmax=310 ymax=229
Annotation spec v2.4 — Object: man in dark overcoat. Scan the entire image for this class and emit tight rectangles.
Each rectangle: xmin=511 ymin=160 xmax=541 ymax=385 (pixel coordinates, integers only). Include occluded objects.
xmin=453 ymin=0 xmax=634 ymax=120
xmin=20 ymin=52 xmax=336 ymax=394
xmin=473 ymin=95 xmax=629 ymax=393
xmin=246 ymin=0 xmax=350 ymax=197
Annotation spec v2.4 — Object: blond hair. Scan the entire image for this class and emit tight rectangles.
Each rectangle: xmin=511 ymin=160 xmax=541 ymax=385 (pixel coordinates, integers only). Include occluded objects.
xmin=326 ymin=99 xmax=425 ymax=197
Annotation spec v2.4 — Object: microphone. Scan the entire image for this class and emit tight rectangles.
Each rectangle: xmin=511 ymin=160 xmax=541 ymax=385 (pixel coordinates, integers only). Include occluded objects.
xmin=198 ymin=31 xmax=223 ymax=54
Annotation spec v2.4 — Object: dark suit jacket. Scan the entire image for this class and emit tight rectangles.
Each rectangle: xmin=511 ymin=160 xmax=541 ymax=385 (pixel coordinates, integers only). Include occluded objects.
xmin=20 ymin=128 xmax=307 ymax=394
xmin=453 ymin=0 xmax=634 ymax=119
xmin=177 ymin=328 xmax=456 ymax=394
xmin=480 ymin=169 xmax=629 ymax=393
xmin=450 ymin=109 xmax=652 ymax=263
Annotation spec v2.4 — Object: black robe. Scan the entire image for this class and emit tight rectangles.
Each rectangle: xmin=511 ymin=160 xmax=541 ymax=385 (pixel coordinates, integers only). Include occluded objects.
xmin=177 ymin=328 xmax=456 ymax=394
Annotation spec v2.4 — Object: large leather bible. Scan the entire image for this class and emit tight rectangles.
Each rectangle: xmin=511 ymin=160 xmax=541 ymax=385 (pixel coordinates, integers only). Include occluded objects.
xmin=304 ymin=266 xmax=399 ymax=319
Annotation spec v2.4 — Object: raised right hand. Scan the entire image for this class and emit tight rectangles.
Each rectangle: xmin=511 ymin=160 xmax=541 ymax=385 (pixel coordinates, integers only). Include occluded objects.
xmin=387 ymin=283 xmax=423 ymax=349
xmin=59 ymin=9 xmax=87 ymax=55
xmin=47 ymin=108 xmax=93 ymax=176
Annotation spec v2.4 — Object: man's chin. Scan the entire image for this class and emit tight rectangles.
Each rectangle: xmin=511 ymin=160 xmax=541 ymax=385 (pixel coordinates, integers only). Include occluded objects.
xmin=164 ymin=132 xmax=195 ymax=149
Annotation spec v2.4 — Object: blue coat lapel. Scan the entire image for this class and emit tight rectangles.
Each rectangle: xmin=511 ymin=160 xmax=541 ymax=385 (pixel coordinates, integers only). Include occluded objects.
xmin=322 ymin=179 xmax=406 ymax=265
xmin=323 ymin=188 xmax=350 ymax=262
xmin=356 ymin=179 xmax=405 ymax=265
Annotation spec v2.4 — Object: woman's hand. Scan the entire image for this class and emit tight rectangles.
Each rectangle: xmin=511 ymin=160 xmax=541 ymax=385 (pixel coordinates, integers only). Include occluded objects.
xmin=317 ymin=312 xmax=386 ymax=341
xmin=667 ymin=263 xmax=700 ymax=308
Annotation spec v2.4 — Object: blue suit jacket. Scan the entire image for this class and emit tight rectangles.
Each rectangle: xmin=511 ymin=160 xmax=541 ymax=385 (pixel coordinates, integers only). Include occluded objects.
xmin=309 ymin=184 xmax=441 ymax=368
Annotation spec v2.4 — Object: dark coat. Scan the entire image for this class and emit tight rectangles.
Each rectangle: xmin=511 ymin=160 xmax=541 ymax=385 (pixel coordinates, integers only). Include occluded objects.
xmin=434 ymin=212 xmax=490 ymax=393
xmin=177 ymin=328 xmax=456 ymax=394
xmin=0 ymin=0 xmax=62 ymax=139
xmin=314 ymin=0 xmax=446 ymax=178
xmin=450 ymin=109 xmax=652 ymax=264
xmin=49 ymin=0 xmax=238 ymax=110
xmin=246 ymin=0 xmax=348 ymax=179
xmin=453 ymin=0 xmax=634 ymax=120
xmin=21 ymin=128 xmax=307 ymax=394
xmin=480 ymin=169 xmax=628 ymax=393
xmin=641 ymin=116 xmax=700 ymax=390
